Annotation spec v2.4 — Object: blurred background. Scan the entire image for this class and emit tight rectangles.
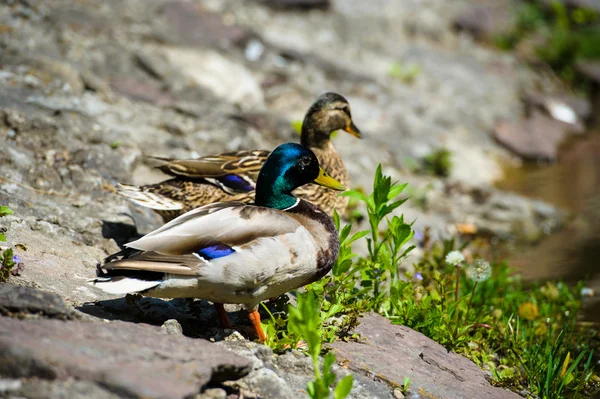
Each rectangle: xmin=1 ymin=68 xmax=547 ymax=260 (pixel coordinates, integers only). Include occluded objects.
xmin=0 ymin=0 xmax=599 ymax=321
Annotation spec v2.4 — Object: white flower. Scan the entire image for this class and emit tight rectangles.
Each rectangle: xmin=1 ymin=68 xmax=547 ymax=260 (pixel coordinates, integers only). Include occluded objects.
xmin=466 ymin=259 xmax=492 ymax=282
xmin=581 ymin=287 xmax=594 ymax=297
xmin=445 ymin=250 xmax=465 ymax=267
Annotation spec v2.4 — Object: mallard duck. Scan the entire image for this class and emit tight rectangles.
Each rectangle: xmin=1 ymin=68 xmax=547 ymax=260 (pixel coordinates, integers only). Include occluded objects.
xmin=90 ymin=143 xmax=344 ymax=342
xmin=117 ymin=92 xmax=361 ymax=221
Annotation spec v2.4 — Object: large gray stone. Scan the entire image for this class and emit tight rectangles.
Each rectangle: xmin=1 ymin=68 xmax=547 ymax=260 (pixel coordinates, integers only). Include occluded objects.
xmin=494 ymin=111 xmax=584 ymax=161
xmin=1 ymin=379 xmax=121 ymax=399
xmin=220 ymin=340 xmax=396 ymax=399
xmin=0 ymin=316 xmax=252 ymax=399
xmin=159 ymin=1 xmax=251 ymax=48
xmin=331 ymin=313 xmax=521 ymax=399
xmin=452 ymin=0 xmax=515 ymax=41
xmin=0 ymin=284 xmax=80 ymax=320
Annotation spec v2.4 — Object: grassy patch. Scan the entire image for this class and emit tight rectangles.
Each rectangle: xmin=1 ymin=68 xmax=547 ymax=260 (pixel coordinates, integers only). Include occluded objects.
xmin=388 ymin=62 xmax=422 ymax=84
xmin=495 ymin=0 xmax=600 ymax=87
xmin=422 ymin=148 xmax=452 ymax=178
xmin=262 ymin=166 xmax=598 ymax=398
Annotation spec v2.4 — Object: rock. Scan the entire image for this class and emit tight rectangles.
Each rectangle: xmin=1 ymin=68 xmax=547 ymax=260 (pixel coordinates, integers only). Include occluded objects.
xmin=161 ymin=318 xmax=184 ymax=335
xmin=494 ymin=111 xmax=584 ymax=161
xmin=220 ymin=340 xmax=396 ymax=399
xmin=577 ymin=61 xmax=600 ymax=83
xmin=164 ymin=48 xmax=265 ymax=110
xmin=576 ymin=61 xmax=600 ymax=127
xmin=256 ymin=0 xmax=331 ymax=10
xmin=331 ymin=313 xmax=522 ymax=399
xmin=198 ymin=387 xmax=228 ymax=399
xmin=26 ymin=55 xmax=86 ymax=95
xmin=0 ymin=284 xmax=81 ymax=320
xmin=523 ymin=92 xmax=592 ymax=124
xmin=110 ymin=77 xmax=174 ymax=107
xmin=0 ymin=316 xmax=252 ymax=399
xmin=159 ymin=1 xmax=251 ymax=48
xmin=452 ymin=0 xmax=514 ymax=41
xmin=5 ymin=379 xmax=121 ymax=399
xmin=0 ymin=1 xmax=591 ymax=397
xmin=80 ymin=69 xmax=115 ymax=103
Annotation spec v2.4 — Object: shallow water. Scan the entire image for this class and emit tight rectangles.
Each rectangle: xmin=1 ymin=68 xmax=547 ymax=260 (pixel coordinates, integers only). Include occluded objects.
xmin=496 ymin=132 xmax=600 ymax=322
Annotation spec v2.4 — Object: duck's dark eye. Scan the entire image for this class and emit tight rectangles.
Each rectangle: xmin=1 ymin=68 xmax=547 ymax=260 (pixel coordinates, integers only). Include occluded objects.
xmin=337 ymin=105 xmax=350 ymax=116
xmin=298 ymin=157 xmax=311 ymax=169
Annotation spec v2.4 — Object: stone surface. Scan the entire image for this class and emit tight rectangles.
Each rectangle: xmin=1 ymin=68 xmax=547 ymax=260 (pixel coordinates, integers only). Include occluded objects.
xmin=0 ymin=316 xmax=252 ymax=399
xmin=576 ymin=61 xmax=600 ymax=127
xmin=331 ymin=313 xmax=522 ymax=399
xmin=257 ymin=0 xmax=331 ymax=10
xmin=453 ymin=0 xmax=515 ymax=41
xmin=0 ymin=1 xmax=583 ymax=397
xmin=577 ymin=61 xmax=600 ymax=83
xmin=0 ymin=284 xmax=81 ymax=320
xmin=159 ymin=1 xmax=251 ymax=48
xmin=524 ymin=92 xmax=592 ymax=124
xmin=1 ymin=379 xmax=121 ymax=399
xmin=220 ymin=340 xmax=395 ymax=399
xmin=420 ymin=180 xmax=566 ymax=243
xmin=494 ymin=111 xmax=584 ymax=161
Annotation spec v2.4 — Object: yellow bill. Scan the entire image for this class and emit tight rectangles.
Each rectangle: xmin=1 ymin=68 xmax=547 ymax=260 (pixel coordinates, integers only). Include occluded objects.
xmin=343 ymin=121 xmax=362 ymax=139
xmin=314 ymin=167 xmax=346 ymax=191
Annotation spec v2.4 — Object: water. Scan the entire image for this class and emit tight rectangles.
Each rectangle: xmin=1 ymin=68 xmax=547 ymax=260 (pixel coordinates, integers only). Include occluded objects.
xmin=496 ymin=132 xmax=600 ymax=322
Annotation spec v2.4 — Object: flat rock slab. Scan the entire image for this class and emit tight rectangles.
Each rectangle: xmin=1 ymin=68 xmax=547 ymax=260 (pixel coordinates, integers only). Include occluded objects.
xmin=494 ymin=111 xmax=583 ymax=161
xmin=331 ymin=313 xmax=521 ymax=399
xmin=257 ymin=0 xmax=331 ymax=10
xmin=0 ymin=283 xmax=79 ymax=319
xmin=452 ymin=0 xmax=514 ymax=41
xmin=0 ymin=316 xmax=252 ymax=399
xmin=160 ymin=1 xmax=251 ymax=48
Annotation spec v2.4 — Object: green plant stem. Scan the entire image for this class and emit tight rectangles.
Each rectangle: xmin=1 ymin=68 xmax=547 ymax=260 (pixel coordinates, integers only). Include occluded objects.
xmin=453 ymin=266 xmax=461 ymax=339
xmin=463 ymin=281 xmax=478 ymax=325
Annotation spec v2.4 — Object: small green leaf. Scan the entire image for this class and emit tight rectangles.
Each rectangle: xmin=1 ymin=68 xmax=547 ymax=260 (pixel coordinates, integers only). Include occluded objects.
xmin=333 ymin=211 xmax=341 ymax=230
xmin=334 ymin=375 xmax=354 ymax=399
xmin=388 ymin=182 xmax=408 ymax=200
xmin=348 ymin=230 xmax=370 ymax=244
xmin=0 ymin=233 xmax=5 ymax=242
xmin=0 ymin=206 xmax=13 ymax=217
xmin=339 ymin=224 xmax=352 ymax=243
xmin=340 ymin=190 xmax=368 ymax=203
xmin=306 ymin=381 xmax=317 ymax=399
xmin=403 ymin=376 xmax=411 ymax=391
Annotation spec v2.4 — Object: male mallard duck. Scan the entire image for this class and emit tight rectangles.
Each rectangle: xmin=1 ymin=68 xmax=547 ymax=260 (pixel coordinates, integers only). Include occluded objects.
xmin=90 ymin=142 xmax=344 ymax=342
xmin=117 ymin=92 xmax=361 ymax=221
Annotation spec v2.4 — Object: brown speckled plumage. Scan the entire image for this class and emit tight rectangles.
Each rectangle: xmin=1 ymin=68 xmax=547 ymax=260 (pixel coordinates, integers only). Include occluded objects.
xmin=117 ymin=92 xmax=361 ymax=222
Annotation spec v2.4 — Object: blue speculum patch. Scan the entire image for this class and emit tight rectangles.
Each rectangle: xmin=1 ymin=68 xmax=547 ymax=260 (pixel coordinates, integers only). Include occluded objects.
xmin=196 ymin=243 xmax=235 ymax=259
xmin=219 ymin=174 xmax=254 ymax=191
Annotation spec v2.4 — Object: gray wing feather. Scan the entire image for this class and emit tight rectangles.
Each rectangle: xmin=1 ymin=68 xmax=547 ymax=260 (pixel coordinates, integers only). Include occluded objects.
xmin=125 ymin=203 xmax=302 ymax=255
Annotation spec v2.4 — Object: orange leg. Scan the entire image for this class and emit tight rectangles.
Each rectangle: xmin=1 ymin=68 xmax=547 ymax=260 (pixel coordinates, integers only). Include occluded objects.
xmin=214 ymin=303 xmax=233 ymax=329
xmin=247 ymin=308 xmax=268 ymax=343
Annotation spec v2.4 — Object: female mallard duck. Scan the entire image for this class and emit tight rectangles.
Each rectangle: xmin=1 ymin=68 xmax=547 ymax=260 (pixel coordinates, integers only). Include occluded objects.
xmin=90 ymin=142 xmax=344 ymax=342
xmin=117 ymin=92 xmax=361 ymax=222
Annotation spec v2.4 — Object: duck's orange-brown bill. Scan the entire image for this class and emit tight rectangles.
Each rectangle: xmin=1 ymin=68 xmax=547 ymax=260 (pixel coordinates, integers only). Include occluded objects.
xmin=314 ymin=167 xmax=346 ymax=191
xmin=343 ymin=121 xmax=362 ymax=138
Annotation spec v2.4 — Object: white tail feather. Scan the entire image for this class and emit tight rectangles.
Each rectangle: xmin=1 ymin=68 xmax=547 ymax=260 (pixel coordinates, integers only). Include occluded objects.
xmin=116 ymin=183 xmax=183 ymax=211
xmin=88 ymin=277 xmax=161 ymax=295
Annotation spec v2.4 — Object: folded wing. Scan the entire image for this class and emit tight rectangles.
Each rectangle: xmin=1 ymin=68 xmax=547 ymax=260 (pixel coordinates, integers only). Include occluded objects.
xmin=154 ymin=149 xmax=270 ymax=179
xmin=125 ymin=202 xmax=303 ymax=255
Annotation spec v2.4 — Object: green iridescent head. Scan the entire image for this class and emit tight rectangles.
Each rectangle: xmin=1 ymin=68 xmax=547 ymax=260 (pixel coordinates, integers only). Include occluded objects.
xmin=255 ymin=143 xmax=345 ymax=210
